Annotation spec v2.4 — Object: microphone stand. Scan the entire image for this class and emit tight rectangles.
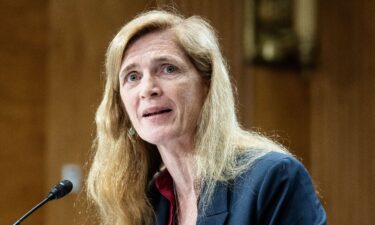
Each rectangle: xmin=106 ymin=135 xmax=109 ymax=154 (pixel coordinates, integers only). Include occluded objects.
xmin=13 ymin=195 xmax=53 ymax=225
xmin=12 ymin=180 xmax=72 ymax=225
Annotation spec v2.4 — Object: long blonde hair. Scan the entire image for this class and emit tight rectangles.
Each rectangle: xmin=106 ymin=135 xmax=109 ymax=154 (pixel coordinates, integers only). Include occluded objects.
xmin=87 ymin=10 xmax=287 ymax=225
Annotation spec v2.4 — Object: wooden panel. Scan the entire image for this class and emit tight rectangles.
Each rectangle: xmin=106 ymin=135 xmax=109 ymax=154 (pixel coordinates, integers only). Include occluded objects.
xmin=245 ymin=67 xmax=311 ymax=165
xmin=46 ymin=1 xmax=152 ymax=225
xmin=0 ymin=1 xmax=47 ymax=225
xmin=311 ymin=0 xmax=375 ymax=224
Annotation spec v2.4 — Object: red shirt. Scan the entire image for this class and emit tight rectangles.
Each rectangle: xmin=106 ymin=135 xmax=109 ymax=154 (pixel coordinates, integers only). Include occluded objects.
xmin=155 ymin=170 xmax=176 ymax=225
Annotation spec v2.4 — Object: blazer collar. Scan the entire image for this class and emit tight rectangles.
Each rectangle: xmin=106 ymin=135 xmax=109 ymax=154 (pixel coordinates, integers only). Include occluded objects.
xmin=197 ymin=182 xmax=229 ymax=225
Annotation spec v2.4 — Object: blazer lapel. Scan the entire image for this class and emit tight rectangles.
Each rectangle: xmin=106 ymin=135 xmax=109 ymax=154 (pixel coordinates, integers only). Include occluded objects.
xmin=154 ymin=196 xmax=169 ymax=225
xmin=197 ymin=182 xmax=229 ymax=225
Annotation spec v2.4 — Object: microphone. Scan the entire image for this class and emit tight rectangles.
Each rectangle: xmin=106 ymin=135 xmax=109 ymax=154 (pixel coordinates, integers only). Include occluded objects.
xmin=48 ymin=180 xmax=73 ymax=200
xmin=13 ymin=180 xmax=73 ymax=225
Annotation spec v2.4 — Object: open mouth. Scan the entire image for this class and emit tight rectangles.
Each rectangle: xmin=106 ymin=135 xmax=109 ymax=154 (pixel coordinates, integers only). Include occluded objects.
xmin=143 ymin=109 xmax=172 ymax=117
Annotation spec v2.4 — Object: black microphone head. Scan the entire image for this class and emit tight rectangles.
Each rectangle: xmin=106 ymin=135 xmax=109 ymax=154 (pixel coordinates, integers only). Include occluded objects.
xmin=48 ymin=180 xmax=73 ymax=200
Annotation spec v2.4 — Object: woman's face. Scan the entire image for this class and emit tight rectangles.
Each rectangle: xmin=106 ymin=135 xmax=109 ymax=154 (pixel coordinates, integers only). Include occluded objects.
xmin=119 ymin=30 xmax=208 ymax=148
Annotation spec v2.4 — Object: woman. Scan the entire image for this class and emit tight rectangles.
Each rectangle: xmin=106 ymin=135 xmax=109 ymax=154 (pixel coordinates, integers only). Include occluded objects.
xmin=87 ymin=10 xmax=326 ymax=225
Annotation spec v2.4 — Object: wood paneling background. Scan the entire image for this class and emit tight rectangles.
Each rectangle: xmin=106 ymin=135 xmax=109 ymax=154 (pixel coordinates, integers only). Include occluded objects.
xmin=310 ymin=0 xmax=375 ymax=224
xmin=247 ymin=67 xmax=311 ymax=166
xmin=0 ymin=1 xmax=47 ymax=225
xmin=0 ymin=0 xmax=374 ymax=225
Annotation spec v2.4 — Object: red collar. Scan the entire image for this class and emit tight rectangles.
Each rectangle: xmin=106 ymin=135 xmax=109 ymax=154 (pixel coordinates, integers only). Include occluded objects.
xmin=155 ymin=170 xmax=176 ymax=225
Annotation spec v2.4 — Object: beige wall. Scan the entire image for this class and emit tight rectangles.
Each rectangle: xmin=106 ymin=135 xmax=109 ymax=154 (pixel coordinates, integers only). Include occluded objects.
xmin=0 ymin=1 xmax=374 ymax=225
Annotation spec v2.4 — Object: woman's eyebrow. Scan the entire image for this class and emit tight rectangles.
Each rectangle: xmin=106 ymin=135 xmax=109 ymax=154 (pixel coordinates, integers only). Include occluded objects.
xmin=119 ymin=55 xmax=184 ymax=77
xmin=119 ymin=63 xmax=137 ymax=77
xmin=153 ymin=55 xmax=181 ymax=64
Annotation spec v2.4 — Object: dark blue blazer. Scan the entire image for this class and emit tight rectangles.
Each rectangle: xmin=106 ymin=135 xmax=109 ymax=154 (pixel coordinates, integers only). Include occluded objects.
xmin=150 ymin=152 xmax=327 ymax=225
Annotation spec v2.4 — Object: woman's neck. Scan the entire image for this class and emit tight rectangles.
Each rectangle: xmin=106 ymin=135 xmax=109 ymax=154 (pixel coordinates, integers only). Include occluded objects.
xmin=157 ymin=141 xmax=197 ymax=195
xmin=157 ymin=139 xmax=199 ymax=225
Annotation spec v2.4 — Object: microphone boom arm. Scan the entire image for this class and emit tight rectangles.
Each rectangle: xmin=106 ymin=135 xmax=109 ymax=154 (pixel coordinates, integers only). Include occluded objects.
xmin=13 ymin=196 xmax=52 ymax=225
xmin=12 ymin=180 xmax=73 ymax=225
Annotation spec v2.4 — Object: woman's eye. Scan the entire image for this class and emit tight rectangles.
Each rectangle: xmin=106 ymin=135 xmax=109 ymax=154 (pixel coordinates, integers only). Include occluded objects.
xmin=127 ymin=72 xmax=139 ymax=82
xmin=163 ymin=64 xmax=177 ymax=74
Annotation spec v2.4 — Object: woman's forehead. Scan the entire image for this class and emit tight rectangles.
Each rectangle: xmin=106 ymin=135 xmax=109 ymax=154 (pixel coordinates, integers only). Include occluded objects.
xmin=121 ymin=30 xmax=185 ymax=67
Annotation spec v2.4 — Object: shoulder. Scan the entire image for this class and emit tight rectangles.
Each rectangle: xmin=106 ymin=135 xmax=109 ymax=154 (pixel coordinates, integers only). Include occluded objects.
xmin=256 ymin=151 xmax=307 ymax=177
xmin=237 ymin=151 xmax=309 ymax=183
xmin=251 ymin=151 xmax=304 ymax=172
xmin=228 ymin=151 xmax=327 ymax=225
xmin=233 ymin=151 xmax=303 ymax=181
xmin=234 ymin=151 xmax=317 ymax=202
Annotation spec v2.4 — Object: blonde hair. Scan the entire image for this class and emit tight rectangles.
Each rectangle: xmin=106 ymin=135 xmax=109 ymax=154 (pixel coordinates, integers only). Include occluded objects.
xmin=87 ymin=10 xmax=287 ymax=225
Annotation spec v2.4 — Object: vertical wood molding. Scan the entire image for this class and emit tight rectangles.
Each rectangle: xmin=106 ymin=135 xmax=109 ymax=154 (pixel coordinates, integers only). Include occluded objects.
xmin=0 ymin=1 xmax=47 ymax=225
xmin=311 ymin=0 xmax=375 ymax=224
xmin=248 ymin=67 xmax=311 ymax=165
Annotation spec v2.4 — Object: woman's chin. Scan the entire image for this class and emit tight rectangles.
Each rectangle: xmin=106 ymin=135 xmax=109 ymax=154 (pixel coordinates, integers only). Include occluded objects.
xmin=138 ymin=132 xmax=171 ymax=146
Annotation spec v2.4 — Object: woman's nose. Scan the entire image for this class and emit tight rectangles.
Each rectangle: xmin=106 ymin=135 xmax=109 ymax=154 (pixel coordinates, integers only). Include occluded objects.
xmin=139 ymin=75 xmax=162 ymax=99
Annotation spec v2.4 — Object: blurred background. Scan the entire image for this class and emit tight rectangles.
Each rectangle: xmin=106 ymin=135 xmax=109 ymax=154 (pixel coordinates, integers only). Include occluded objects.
xmin=0 ymin=0 xmax=374 ymax=225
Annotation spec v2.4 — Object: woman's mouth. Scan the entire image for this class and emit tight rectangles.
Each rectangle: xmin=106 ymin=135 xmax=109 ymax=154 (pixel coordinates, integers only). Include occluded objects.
xmin=143 ymin=108 xmax=172 ymax=117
